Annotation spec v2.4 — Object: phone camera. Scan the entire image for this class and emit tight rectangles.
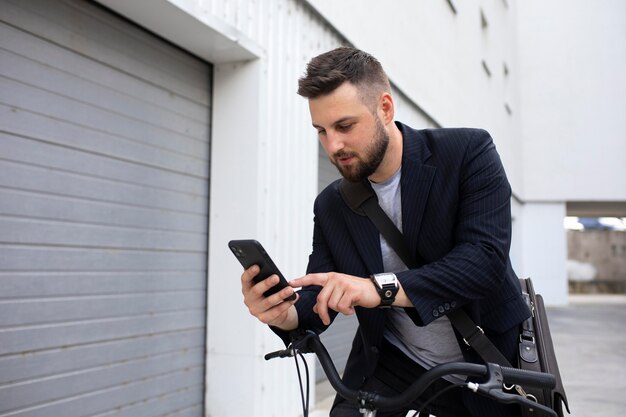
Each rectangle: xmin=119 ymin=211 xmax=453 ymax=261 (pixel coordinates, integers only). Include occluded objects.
xmin=230 ymin=246 xmax=245 ymax=258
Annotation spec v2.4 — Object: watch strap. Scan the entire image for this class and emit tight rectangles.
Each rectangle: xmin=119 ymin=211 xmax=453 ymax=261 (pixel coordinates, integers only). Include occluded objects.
xmin=370 ymin=273 xmax=399 ymax=307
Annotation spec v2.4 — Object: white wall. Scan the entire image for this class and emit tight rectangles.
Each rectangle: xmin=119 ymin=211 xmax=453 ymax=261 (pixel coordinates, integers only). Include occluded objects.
xmin=514 ymin=0 xmax=626 ymax=302
xmin=516 ymin=0 xmax=626 ymax=201
xmin=517 ymin=203 xmax=569 ymax=305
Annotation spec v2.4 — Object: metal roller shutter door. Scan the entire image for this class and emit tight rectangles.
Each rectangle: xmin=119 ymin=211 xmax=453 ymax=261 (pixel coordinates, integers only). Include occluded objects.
xmin=0 ymin=0 xmax=211 ymax=415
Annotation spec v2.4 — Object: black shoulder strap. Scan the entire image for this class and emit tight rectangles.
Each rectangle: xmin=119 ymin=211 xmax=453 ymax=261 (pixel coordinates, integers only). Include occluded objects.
xmin=340 ymin=180 xmax=422 ymax=269
xmin=339 ymin=178 xmax=512 ymax=367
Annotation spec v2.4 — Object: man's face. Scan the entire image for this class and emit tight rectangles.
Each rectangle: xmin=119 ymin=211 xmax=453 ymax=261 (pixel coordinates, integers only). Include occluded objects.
xmin=309 ymin=83 xmax=389 ymax=183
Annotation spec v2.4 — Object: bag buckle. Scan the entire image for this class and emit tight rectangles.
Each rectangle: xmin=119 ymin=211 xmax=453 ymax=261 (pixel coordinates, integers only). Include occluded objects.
xmin=463 ymin=326 xmax=484 ymax=347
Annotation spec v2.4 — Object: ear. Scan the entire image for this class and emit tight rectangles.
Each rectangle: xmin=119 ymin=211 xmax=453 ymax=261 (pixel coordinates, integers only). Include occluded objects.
xmin=379 ymin=92 xmax=395 ymax=125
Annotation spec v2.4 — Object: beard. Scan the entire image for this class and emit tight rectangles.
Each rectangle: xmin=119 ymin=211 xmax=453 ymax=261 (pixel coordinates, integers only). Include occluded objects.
xmin=331 ymin=117 xmax=390 ymax=183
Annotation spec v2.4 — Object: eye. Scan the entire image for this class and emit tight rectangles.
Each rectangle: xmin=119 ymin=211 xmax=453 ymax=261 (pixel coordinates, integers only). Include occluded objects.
xmin=316 ymin=128 xmax=326 ymax=136
xmin=336 ymin=123 xmax=354 ymax=133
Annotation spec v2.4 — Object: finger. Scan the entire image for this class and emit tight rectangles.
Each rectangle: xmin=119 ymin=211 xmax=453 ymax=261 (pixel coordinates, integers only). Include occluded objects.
xmin=336 ymin=292 xmax=356 ymax=315
xmin=244 ymin=274 xmax=279 ymax=312
xmin=290 ymin=273 xmax=327 ymax=288
xmin=250 ymin=274 xmax=282 ymax=298
xmin=257 ymin=298 xmax=296 ymax=325
xmin=263 ymin=285 xmax=296 ymax=309
xmin=241 ymin=265 xmax=260 ymax=287
xmin=314 ymin=285 xmax=333 ymax=325
xmin=327 ymin=287 xmax=345 ymax=313
xmin=248 ymin=283 xmax=295 ymax=315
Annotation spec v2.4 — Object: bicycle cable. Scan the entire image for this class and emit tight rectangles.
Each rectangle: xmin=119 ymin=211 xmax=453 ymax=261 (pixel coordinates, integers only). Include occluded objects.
xmin=294 ymin=350 xmax=310 ymax=417
xmin=408 ymin=383 xmax=464 ymax=417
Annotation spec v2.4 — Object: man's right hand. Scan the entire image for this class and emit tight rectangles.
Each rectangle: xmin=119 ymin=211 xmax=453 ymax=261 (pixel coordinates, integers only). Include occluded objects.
xmin=241 ymin=265 xmax=299 ymax=330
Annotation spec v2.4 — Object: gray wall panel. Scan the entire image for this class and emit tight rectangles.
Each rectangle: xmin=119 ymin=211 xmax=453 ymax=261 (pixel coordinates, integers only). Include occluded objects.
xmin=0 ymin=190 xmax=207 ymax=233
xmin=0 ymin=23 xmax=208 ymax=122
xmin=0 ymin=48 xmax=208 ymax=138
xmin=0 ymin=329 xmax=205 ymax=384
xmin=0 ymin=292 xmax=205 ymax=326
xmin=0 ymin=247 xmax=207 ymax=271
xmin=0 ymin=104 xmax=208 ymax=175
xmin=1 ymin=78 xmax=208 ymax=158
xmin=0 ymin=218 xmax=207 ymax=251
xmin=1 ymin=0 xmax=209 ymax=105
xmin=1 ymin=348 xmax=204 ymax=411
xmin=88 ymin=386 xmax=203 ymax=417
xmin=1 ymin=310 xmax=205 ymax=356
xmin=9 ymin=368 xmax=204 ymax=417
xmin=0 ymin=161 xmax=206 ymax=213
xmin=0 ymin=0 xmax=210 ymax=415
xmin=0 ymin=133 xmax=208 ymax=194
xmin=0 ymin=271 xmax=204 ymax=297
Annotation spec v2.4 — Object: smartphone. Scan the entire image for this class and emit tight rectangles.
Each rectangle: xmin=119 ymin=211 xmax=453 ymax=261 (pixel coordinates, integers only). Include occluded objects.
xmin=228 ymin=239 xmax=296 ymax=301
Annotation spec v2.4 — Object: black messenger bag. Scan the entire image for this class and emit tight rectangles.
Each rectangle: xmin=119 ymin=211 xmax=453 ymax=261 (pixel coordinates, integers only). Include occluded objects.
xmin=518 ymin=277 xmax=570 ymax=416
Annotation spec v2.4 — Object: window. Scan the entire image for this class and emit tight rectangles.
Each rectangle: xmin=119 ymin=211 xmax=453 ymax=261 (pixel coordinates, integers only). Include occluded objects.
xmin=480 ymin=9 xmax=489 ymax=29
xmin=482 ymin=60 xmax=492 ymax=78
xmin=446 ymin=0 xmax=457 ymax=15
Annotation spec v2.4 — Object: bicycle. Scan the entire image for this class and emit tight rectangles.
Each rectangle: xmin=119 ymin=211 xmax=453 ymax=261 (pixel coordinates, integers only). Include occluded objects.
xmin=265 ymin=330 xmax=558 ymax=417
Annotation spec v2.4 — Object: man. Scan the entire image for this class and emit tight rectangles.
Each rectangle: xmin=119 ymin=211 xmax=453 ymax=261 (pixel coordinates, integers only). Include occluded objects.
xmin=241 ymin=47 xmax=530 ymax=417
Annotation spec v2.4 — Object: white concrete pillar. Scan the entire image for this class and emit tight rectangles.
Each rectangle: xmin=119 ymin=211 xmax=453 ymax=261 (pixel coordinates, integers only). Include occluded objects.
xmin=206 ymin=60 xmax=311 ymax=417
xmin=517 ymin=202 xmax=569 ymax=305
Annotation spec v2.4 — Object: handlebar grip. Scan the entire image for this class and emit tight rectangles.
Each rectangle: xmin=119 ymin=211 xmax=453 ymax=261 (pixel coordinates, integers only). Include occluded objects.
xmin=264 ymin=348 xmax=293 ymax=360
xmin=501 ymin=366 xmax=556 ymax=389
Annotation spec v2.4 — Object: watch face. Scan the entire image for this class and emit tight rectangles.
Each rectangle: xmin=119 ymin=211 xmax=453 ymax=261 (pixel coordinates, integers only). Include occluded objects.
xmin=376 ymin=273 xmax=397 ymax=286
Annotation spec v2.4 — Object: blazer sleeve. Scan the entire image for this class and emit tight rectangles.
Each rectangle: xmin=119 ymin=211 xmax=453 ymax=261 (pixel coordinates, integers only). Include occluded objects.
xmin=298 ymin=213 xmax=340 ymax=331
xmin=270 ymin=203 xmax=339 ymax=345
xmin=397 ymin=129 xmax=514 ymax=327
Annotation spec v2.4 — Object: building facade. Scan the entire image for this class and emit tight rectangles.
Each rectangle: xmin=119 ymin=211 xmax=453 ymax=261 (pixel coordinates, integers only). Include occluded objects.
xmin=1 ymin=0 xmax=624 ymax=416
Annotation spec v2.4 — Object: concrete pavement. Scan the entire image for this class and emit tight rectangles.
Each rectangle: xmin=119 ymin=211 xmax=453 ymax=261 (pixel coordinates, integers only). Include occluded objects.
xmin=548 ymin=295 xmax=626 ymax=417
xmin=310 ymin=294 xmax=626 ymax=417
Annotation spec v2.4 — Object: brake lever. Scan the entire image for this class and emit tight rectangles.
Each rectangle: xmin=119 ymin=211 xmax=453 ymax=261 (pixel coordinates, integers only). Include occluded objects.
xmin=264 ymin=330 xmax=318 ymax=361
xmin=511 ymin=395 xmax=558 ymax=417
xmin=467 ymin=363 xmax=556 ymax=417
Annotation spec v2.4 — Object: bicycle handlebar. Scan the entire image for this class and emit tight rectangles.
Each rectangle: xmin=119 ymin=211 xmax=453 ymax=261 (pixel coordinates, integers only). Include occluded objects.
xmin=266 ymin=330 xmax=558 ymax=416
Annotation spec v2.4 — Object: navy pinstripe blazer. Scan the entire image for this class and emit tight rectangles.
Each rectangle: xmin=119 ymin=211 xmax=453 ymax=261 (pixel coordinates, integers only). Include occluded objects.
xmin=275 ymin=122 xmax=530 ymax=416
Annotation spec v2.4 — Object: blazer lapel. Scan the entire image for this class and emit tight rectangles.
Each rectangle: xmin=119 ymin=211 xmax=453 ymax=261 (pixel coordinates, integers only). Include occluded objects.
xmin=398 ymin=123 xmax=436 ymax=260
xmin=340 ymin=203 xmax=384 ymax=274
xmin=336 ymin=123 xmax=435 ymax=274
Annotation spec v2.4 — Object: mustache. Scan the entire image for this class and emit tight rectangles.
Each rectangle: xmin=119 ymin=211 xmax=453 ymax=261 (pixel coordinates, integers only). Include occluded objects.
xmin=333 ymin=150 xmax=357 ymax=159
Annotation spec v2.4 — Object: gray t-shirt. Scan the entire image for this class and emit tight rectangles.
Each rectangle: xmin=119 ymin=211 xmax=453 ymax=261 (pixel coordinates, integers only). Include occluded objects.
xmin=370 ymin=168 xmax=464 ymax=383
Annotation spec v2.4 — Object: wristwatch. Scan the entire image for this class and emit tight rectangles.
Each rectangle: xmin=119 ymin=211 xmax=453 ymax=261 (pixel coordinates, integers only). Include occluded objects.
xmin=370 ymin=273 xmax=399 ymax=307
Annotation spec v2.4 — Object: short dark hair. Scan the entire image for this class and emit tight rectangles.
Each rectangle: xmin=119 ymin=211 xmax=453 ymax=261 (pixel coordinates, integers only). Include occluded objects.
xmin=297 ymin=46 xmax=390 ymax=108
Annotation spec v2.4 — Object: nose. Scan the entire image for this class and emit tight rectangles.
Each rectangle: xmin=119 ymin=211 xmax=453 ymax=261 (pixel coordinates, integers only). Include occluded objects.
xmin=321 ymin=131 xmax=344 ymax=156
